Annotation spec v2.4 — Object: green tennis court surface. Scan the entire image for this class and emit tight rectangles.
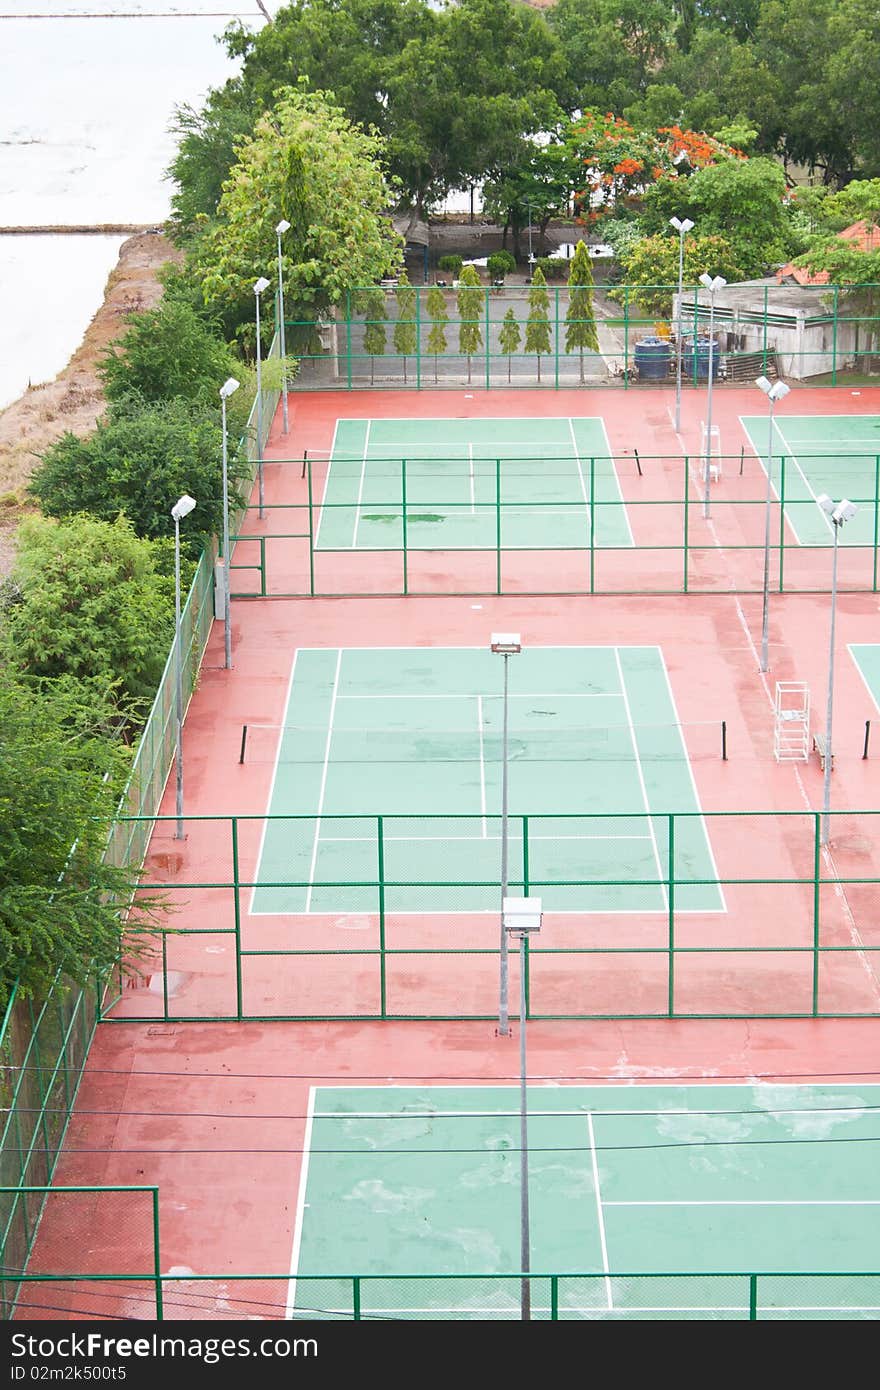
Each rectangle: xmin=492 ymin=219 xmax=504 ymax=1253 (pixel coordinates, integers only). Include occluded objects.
xmin=289 ymin=1083 xmax=880 ymax=1319
xmin=740 ymin=413 xmax=880 ymax=546
xmin=850 ymin=645 xmax=880 ymax=708
xmin=314 ymin=416 xmax=633 ymax=551
xmin=250 ymin=645 xmax=721 ymax=915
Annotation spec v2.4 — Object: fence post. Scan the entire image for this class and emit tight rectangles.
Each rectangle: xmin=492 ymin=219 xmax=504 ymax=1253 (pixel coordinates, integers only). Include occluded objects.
xmin=777 ymin=456 xmax=786 ymax=594
xmin=623 ymin=286 xmax=630 ymax=384
xmin=683 ymin=457 xmax=690 ymax=594
xmin=522 ymin=815 xmax=530 ymax=896
xmin=554 ymin=286 xmax=560 ymax=389
xmin=401 ymin=458 xmax=409 ymax=597
xmin=307 ymin=456 xmax=315 ymax=597
xmin=353 ymin=1276 xmax=361 ymax=1321
xmin=867 ymin=450 xmax=873 ymax=592
xmin=378 ymin=816 xmax=387 ymax=1020
xmin=152 ymin=1187 xmax=164 ymax=1320
xmin=259 ymin=535 xmax=267 ymax=597
xmin=345 ymin=289 xmax=352 ymax=389
xmin=667 ymin=813 xmax=675 ymax=1017
xmin=550 ymin=1274 xmax=559 ymax=1320
xmin=417 ymin=287 xmax=422 ymax=391
xmin=485 ymin=286 xmax=491 ymax=390
xmin=812 ymin=812 xmax=821 ymax=1017
xmin=831 ymin=285 xmax=838 ymax=386
xmin=232 ymin=817 xmax=243 ymax=1021
xmin=749 ymin=1273 xmax=758 ymax=1321
xmin=495 ymin=457 xmax=502 ymax=595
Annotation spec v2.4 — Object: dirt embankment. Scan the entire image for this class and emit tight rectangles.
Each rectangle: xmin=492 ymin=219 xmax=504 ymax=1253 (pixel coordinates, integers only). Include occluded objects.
xmin=0 ymin=231 xmax=182 ymax=578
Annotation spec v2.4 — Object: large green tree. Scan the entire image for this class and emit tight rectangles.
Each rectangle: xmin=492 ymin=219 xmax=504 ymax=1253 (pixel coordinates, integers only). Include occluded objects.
xmin=99 ymin=298 xmax=240 ymax=407
xmin=1 ymin=516 xmax=175 ymax=710
xmin=191 ymin=87 xmax=403 ymax=341
xmin=30 ymin=398 xmax=247 ymax=563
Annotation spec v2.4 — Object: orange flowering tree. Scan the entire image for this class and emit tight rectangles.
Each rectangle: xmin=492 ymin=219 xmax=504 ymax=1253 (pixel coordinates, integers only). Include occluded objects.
xmin=563 ymin=110 xmax=744 ymax=220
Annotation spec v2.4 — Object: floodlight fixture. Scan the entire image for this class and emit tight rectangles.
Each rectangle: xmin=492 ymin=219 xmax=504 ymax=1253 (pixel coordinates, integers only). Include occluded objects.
xmin=220 ymin=376 xmax=240 ymax=399
xmin=254 ymin=276 xmax=271 ymax=295
xmin=171 ymin=493 xmax=196 ymax=521
xmin=276 ymin=218 xmax=291 ymax=235
xmin=669 ymin=216 xmax=694 ymax=234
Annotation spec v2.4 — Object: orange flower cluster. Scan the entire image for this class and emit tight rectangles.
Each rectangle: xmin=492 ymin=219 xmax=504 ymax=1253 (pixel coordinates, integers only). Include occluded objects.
xmin=613 ymin=157 xmax=643 ymax=176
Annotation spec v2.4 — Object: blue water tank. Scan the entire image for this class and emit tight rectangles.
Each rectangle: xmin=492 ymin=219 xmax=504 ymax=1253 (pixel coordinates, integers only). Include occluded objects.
xmin=683 ymin=335 xmax=721 ymax=382
xmin=634 ymin=335 xmax=671 ymax=380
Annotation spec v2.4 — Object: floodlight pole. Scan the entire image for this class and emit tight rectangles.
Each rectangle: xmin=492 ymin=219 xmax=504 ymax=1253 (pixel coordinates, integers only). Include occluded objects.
xmin=670 ymin=216 xmax=693 ymax=434
xmin=276 ymin=220 xmax=290 ymax=436
xmin=699 ymin=272 xmax=726 ymax=520
xmin=516 ymin=927 xmax=530 ymax=1319
xmin=219 ymin=377 xmax=240 ymax=670
xmin=757 ymin=376 xmax=790 ymax=673
xmin=492 ymin=634 xmax=522 ymax=1037
xmin=254 ymin=277 xmax=270 ymax=519
xmin=171 ymin=494 xmax=196 ymax=840
xmin=503 ymin=896 xmax=542 ymax=1322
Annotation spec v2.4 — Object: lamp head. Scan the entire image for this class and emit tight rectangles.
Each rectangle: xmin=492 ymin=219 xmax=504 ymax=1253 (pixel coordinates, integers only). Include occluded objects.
xmin=502 ymin=896 xmax=543 ymax=935
xmin=756 ymin=376 xmax=790 ymax=403
xmin=171 ymin=494 xmax=196 ymax=522
xmin=276 ymin=219 xmax=291 ymax=235
xmin=219 ymin=377 xmax=240 ymax=400
xmin=670 ymin=216 xmax=694 ymax=234
xmin=817 ymin=494 xmax=857 ymax=525
xmin=490 ymin=632 xmax=522 ymax=655
xmin=699 ymin=272 xmax=727 ymax=293
xmin=254 ymin=276 xmax=271 ymax=295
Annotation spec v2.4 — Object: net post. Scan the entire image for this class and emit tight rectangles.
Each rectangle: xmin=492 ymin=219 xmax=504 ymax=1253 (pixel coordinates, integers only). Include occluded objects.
xmin=722 ymin=720 xmax=727 ymax=761
xmin=239 ymin=725 xmax=248 ymax=764
xmin=634 ymin=448 xmax=642 ymax=477
xmin=739 ymin=445 xmax=745 ymax=475
xmin=864 ymin=719 xmax=871 ymax=759
xmin=301 ymin=446 xmax=307 ymax=481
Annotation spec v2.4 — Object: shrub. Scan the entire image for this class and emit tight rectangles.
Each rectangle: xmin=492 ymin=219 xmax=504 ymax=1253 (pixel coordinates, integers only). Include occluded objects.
xmin=534 ymin=256 xmax=568 ymax=281
xmin=438 ymin=254 xmax=464 ymax=276
xmin=487 ymin=250 xmax=516 ymax=280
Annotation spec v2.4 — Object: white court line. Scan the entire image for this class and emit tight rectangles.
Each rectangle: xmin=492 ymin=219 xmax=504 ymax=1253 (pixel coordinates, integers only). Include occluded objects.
xmin=656 ymin=654 xmax=727 ymax=915
xmin=285 ymin=1085 xmax=316 ymax=1320
xmin=317 ymin=833 xmax=654 ymax=844
xmin=567 ymin=417 xmax=591 ymax=521
xmin=477 ymin=694 xmax=487 ymax=837
xmin=614 ymin=650 xmax=667 ymax=910
xmin=312 ymin=416 xmax=345 ymax=551
xmin=607 ymin=1199 xmax=880 ymax=1206
xmin=587 ymin=1113 xmax=614 ymax=1312
xmin=248 ymin=650 xmax=302 ymax=918
xmin=743 ymin=415 xmax=834 ymax=543
xmin=351 ymin=420 xmax=372 ymax=549
xmin=335 ymin=690 xmax=622 ymax=699
xmin=305 ymin=649 xmax=342 ymax=914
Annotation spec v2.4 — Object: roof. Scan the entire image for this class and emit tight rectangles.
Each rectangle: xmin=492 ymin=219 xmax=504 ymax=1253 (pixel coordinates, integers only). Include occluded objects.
xmin=777 ymin=219 xmax=880 ymax=286
xmin=391 ymin=213 xmax=430 ymax=248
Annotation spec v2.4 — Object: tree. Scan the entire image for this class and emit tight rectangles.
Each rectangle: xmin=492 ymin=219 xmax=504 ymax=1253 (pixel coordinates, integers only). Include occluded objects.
xmin=499 ymin=306 xmax=521 ymax=383
xmin=525 ymin=265 xmax=552 ymax=382
xmin=30 ymin=397 xmax=248 ymax=563
xmin=426 ymin=286 xmax=449 ymax=384
xmin=393 ymin=271 xmax=418 ymax=384
xmin=794 ymin=187 xmax=880 ymax=370
xmin=457 ymin=264 xmax=484 ymax=385
xmin=191 ymin=87 xmax=403 ymax=343
xmin=165 ymin=87 xmax=258 ymax=239
xmin=1 ymin=515 xmax=176 ymax=711
xmin=641 ymin=157 xmax=791 ymax=278
xmin=565 ymin=241 xmax=600 ymax=383
xmin=612 ymin=231 xmax=745 ymax=317
xmin=0 ymin=668 xmax=161 ymax=1011
xmin=99 ymin=298 xmax=240 ymax=407
xmin=358 ymin=287 xmax=388 ymax=387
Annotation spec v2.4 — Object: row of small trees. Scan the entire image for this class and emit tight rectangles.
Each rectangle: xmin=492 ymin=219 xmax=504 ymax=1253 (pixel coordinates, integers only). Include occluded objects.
xmin=359 ymin=242 xmax=600 ymax=385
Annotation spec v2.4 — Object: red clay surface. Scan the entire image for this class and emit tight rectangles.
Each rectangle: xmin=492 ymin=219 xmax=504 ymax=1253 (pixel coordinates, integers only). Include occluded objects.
xmin=17 ymin=383 xmax=880 ymax=1318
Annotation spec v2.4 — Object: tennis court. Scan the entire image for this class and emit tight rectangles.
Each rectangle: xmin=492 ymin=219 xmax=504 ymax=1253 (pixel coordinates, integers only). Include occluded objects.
xmin=290 ymin=1082 xmax=880 ymax=1319
xmin=851 ymin=645 xmax=880 ymax=710
xmin=739 ymin=413 xmax=880 ymax=545
xmin=249 ymin=644 xmax=721 ymax=917
xmin=313 ymin=416 xmax=633 ymax=551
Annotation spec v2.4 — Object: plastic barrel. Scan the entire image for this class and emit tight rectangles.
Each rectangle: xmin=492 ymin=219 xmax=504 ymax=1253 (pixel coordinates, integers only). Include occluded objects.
xmin=633 ymin=336 xmax=671 ymax=381
xmin=683 ymin=335 xmax=720 ymax=382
